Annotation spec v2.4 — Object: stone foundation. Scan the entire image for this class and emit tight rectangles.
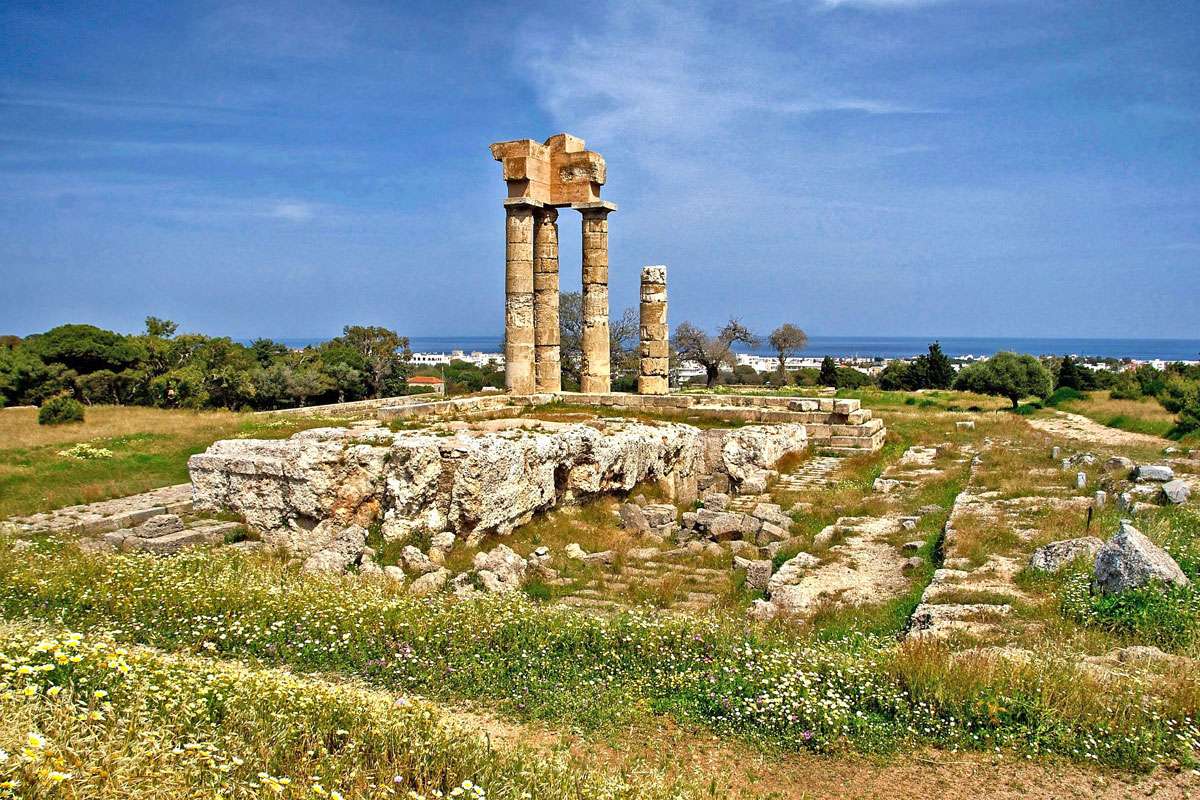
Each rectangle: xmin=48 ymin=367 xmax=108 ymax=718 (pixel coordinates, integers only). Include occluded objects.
xmin=374 ymin=391 xmax=886 ymax=452
xmin=188 ymin=417 xmax=808 ymax=554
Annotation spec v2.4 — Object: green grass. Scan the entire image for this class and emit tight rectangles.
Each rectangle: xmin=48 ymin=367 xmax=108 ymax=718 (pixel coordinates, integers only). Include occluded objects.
xmin=1 ymin=622 xmax=710 ymax=800
xmin=1057 ymin=508 xmax=1200 ymax=654
xmin=0 ymin=406 xmax=355 ymax=518
xmin=1 ymin=542 xmax=1195 ymax=771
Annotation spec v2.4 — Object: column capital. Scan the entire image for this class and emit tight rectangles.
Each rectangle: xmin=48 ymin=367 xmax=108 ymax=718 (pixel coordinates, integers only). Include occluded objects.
xmin=572 ymin=200 xmax=618 ymax=214
xmin=504 ymin=197 xmax=544 ymax=209
xmin=535 ymin=205 xmax=559 ymax=223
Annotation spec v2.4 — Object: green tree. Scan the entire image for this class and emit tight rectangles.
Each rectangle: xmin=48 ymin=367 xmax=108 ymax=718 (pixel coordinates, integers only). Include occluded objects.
xmin=1056 ymin=355 xmax=1086 ymax=390
xmin=877 ymin=361 xmax=911 ymax=391
xmin=0 ymin=344 xmax=48 ymax=406
xmin=250 ymin=338 xmax=290 ymax=367
xmin=75 ymin=369 xmax=121 ymax=405
xmin=24 ymin=324 xmax=144 ymax=375
xmin=923 ymin=342 xmax=956 ymax=389
xmin=953 ymin=352 xmax=1053 ymax=408
xmin=819 ymin=356 xmax=839 ymax=388
xmin=144 ymin=316 xmax=178 ymax=338
xmin=1160 ymin=375 xmax=1200 ymax=434
xmin=835 ymin=366 xmax=873 ymax=389
xmin=286 ymin=367 xmax=333 ymax=407
xmin=330 ymin=326 xmax=411 ymax=398
xmin=768 ymin=323 xmax=808 ymax=383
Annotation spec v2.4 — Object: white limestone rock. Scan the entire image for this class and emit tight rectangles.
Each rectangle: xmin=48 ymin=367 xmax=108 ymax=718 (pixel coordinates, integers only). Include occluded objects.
xmin=472 ymin=544 xmax=527 ymax=593
xmin=301 ymin=523 xmax=367 ymax=574
xmin=1134 ymin=464 xmax=1174 ymax=483
xmin=1162 ymin=480 xmax=1190 ymax=505
xmin=1029 ymin=536 xmax=1103 ymax=573
xmin=409 ymin=567 xmax=450 ymax=596
xmin=766 ymin=552 xmax=820 ymax=594
xmin=1093 ymin=522 xmax=1190 ymax=594
xmin=401 ymin=545 xmax=439 ymax=576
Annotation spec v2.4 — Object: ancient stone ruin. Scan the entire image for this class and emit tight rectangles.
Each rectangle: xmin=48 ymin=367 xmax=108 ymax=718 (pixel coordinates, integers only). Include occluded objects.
xmin=491 ymin=134 xmax=616 ymax=395
xmin=639 ymin=265 xmax=669 ymax=395
xmin=189 ymin=418 xmax=807 ymax=555
xmin=173 ymin=133 xmax=888 ymax=569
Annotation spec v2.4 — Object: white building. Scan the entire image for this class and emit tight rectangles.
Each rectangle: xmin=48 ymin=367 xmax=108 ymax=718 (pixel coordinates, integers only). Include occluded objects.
xmin=410 ymin=349 xmax=503 ymax=368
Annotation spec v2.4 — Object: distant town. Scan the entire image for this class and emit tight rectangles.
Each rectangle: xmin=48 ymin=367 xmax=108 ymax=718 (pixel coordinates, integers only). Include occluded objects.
xmin=409 ymin=348 xmax=1199 ymax=383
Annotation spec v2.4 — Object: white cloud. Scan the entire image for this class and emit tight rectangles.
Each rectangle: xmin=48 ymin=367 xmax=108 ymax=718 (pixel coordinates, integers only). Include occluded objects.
xmin=521 ymin=2 xmax=939 ymax=147
xmin=267 ymin=201 xmax=315 ymax=222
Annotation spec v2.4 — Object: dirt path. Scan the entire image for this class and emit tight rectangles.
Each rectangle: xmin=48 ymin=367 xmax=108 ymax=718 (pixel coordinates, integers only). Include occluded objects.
xmin=455 ymin=702 xmax=1199 ymax=800
xmin=1027 ymin=410 xmax=1170 ymax=448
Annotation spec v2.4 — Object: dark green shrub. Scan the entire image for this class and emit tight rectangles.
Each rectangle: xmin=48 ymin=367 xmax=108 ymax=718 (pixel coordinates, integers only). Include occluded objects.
xmin=37 ymin=395 xmax=85 ymax=425
xmin=1046 ymin=386 xmax=1084 ymax=407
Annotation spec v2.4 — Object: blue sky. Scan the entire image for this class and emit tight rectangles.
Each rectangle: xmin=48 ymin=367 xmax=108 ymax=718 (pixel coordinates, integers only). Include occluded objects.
xmin=2 ymin=0 xmax=1197 ymax=340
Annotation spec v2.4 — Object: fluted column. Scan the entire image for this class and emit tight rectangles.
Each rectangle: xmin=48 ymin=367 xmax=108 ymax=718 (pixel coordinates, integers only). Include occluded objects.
xmin=639 ymin=265 xmax=669 ymax=394
xmin=578 ymin=202 xmax=615 ymax=394
xmin=504 ymin=199 xmax=538 ymax=395
xmin=533 ymin=207 xmax=561 ymax=393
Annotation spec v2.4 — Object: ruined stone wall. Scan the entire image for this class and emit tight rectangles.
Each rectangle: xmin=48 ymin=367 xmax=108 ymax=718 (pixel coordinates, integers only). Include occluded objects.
xmin=188 ymin=418 xmax=810 ymax=553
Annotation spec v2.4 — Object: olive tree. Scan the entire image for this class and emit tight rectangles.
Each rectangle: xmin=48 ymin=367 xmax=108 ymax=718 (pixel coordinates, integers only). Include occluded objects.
xmin=767 ymin=323 xmax=808 ymax=383
xmin=953 ymin=352 xmax=1053 ymax=408
xmin=672 ymin=319 xmax=758 ymax=388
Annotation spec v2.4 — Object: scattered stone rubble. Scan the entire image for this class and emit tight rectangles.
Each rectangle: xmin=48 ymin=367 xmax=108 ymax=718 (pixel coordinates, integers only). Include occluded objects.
xmin=1029 ymin=536 xmax=1103 ymax=573
xmin=6 ymin=485 xmax=244 ymax=556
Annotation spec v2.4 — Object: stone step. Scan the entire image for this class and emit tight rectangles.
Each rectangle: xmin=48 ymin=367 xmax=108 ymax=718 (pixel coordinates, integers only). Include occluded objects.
xmin=123 ymin=522 xmax=237 ymax=554
xmin=641 ymin=562 xmax=726 ymax=577
xmin=558 ymin=595 xmax=622 ymax=611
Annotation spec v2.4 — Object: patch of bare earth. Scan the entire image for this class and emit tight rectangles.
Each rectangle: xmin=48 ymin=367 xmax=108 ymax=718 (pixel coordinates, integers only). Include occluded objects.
xmin=448 ymin=703 xmax=1198 ymax=799
xmin=1027 ymin=410 xmax=1170 ymax=448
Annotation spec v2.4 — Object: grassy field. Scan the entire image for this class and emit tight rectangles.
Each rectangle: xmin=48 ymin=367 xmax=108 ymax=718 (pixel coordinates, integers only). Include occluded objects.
xmin=0 ymin=405 xmax=349 ymax=518
xmin=2 ymin=395 xmax=1198 ymax=796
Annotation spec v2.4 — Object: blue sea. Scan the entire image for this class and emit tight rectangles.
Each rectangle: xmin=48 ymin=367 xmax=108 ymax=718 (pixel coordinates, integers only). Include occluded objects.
xmin=263 ymin=335 xmax=1200 ymax=362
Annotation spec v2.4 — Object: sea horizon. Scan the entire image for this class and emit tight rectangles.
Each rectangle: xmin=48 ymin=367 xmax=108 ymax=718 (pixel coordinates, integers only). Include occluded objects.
xmin=253 ymin=335 xmax=1200 ymax=362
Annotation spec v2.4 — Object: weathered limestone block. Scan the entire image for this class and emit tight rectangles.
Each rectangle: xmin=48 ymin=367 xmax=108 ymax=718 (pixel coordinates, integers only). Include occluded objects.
xmin=301 ymin=523 xmax=367 ymax=574
xmin=702 ymin=424 xmax=808 ymax=491
xmin=188 ymin=426 xmax=390 ymax=552
xmin=190 ymin=419 xmax=710 ymax=553
xmin=1094 ymin=521 xmax=1190 ymax=594
xmin=1029 ymin=536 xmax=1103 ymax=573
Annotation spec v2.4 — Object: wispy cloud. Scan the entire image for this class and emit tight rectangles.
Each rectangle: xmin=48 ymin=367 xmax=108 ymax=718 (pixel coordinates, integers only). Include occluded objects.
xmin=197 ymin=0 xmax=363 ymax=60
xmin=267 ymin=201 xmax=316 ymax=222
xmin=814 ymin=0 xmax=955 ymax=10
xmin=523 ymin=2 xmax=939 ymax=146
xmin=0 ymin=88 xmax=268 ymax=125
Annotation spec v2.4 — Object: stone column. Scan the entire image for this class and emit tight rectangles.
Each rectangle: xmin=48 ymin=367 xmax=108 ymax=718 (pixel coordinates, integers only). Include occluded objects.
xmin=578 ymin=202 xmax=615 ymax=394
xmin=504 ymin=199 xmax=538 ymax=395
xmin=639 ymin=265 xmax=669 ymax=395
xmin=533 ymin=207 xmax=561 ymax=393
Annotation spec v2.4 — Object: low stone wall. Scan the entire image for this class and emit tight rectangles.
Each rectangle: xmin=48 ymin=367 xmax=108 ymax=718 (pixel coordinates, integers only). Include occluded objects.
xmin=255 ymin=392 xmax=442 ymax=418
xmin=374 ymin=391 xmax=885 ymax=452
xmin=188 ymin=418 xmax=807 ymax=554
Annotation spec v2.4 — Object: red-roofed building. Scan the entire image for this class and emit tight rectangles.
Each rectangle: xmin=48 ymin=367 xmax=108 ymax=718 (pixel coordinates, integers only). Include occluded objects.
xmin=408 ymin=375 xmax=445 ymax=395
